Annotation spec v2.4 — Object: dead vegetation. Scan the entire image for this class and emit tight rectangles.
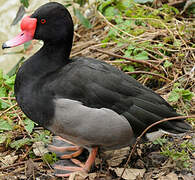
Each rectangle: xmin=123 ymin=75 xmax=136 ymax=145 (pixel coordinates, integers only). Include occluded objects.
xmin=0 ymin=1 xmax=195 ymax=180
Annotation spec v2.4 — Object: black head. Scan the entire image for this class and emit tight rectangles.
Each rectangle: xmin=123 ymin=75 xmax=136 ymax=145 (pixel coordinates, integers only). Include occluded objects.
xmin=31 ymin=2 xmax=74 ymax=44
xmin=2 ymin=2 xmax=74 ymax=58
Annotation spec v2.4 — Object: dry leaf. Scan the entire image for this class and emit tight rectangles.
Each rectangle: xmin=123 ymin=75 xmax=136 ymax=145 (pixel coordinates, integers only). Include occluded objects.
xmin=69 ymin=172 xmax=96 ymax=180
xmin=135 ymin=159 xmax=145 ymax=169
xmin=179 ymin=174 xmax=195 ymax=180
xmin=110 ymin=168 xmax=145 ymax=180
xmin=25 ymin=159 xmax=36 ymax=177
xmin=144 ymin=172 xmax=153 ymax=180
xmin=0 ymin=152 xmax=18 ymax=166
xmin=183 ymin=135 xmax=192 ymax=139
xmin=148 ymin=152 xmax=168 ymax=166
xmin=0 ymin=175 xmax=18 ymax=180
xmin=32 ymin=141 xmax=48 ymax=156
xmin=159 ymin=172 xmax=178 ymax=180
xmin=101 ymin=147 xmax=130 ymax=166
xmin=152 ymin=170 xmax=167 ymax=179
xmin=137 ymin=148 xmax=142 ymax=157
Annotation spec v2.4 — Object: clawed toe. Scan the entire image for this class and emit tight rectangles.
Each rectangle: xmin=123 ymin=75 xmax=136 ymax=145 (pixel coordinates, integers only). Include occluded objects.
xmin=53 ymin=159 xmax=85 ymax=177
xmin=48 ymin=136 xmax=83 ymax=158
xmin=48 ymin=136 xmax=98 ymax=177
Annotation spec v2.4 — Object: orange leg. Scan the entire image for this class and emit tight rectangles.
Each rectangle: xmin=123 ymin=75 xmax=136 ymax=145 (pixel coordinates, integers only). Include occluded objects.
xmin=83 ymin=147 xmax=98 ymax=172
xmin=60 ymin=147 xmax=83 ymax=159
xmin=48 ymin=145 xmax=83 ymax=159
xmin=54 ymin=147 xmax=98 ymax=177
xmin=54 ymin=136 xmax=77 ymax=145
xmin=48 ymin=136 xmax=83 ymax=159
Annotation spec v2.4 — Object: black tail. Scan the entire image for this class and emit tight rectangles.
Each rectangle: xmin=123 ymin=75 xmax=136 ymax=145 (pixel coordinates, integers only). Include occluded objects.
xmin=161 ymin=118 xmax=192 ymax=134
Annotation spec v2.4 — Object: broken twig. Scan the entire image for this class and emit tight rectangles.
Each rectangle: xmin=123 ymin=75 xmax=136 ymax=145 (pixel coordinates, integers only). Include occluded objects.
xmin=90 ymin=48 xmax=160 ymax=71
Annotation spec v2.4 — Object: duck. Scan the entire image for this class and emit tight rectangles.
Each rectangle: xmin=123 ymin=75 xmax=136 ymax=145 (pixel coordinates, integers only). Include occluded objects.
xmin=2 ymin=2 xmax=192 ymax=177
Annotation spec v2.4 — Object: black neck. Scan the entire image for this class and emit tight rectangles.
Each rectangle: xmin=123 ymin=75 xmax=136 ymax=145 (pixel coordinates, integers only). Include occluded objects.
xmin=15 ymin=40 xmax=72 ymax=126
xmin=14 ymin=39 xmax=73 ymax=97
xmin=42 ymin=39 xmax=72 ymax=60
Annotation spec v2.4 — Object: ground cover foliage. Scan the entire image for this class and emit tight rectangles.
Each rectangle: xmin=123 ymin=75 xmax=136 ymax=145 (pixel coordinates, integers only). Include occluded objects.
xmin=0 ymin=0 xmax=195 ymax=179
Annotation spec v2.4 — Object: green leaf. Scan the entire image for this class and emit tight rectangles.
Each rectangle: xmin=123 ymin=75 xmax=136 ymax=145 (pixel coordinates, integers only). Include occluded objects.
xmin=0 ymin=135 xmax=7 ymax=144
xmin=183 ymin=161 xmax=190 ymax=168
xmin=24 ymin=118 xmax=35 ymax=134
xmin=0 ymin=100 xmax=10 ymax=110
xmin=29 ymin=150 xmax=36 ymax=159
xmin=115 ymin=17 xmax=124 ymax=24
xmin=127 ymin=45 xmax=135 ymax=50
xmin=122 ymin=65 xmax=135 ymax=72
xmin=181 ymin=89 xmax=194 ymax=101
xmin=10 ymin=138 xmax=31 ymax=150
xmin=42 ymin=152 xmax=57 ymax=164
xmin=108 ymin=29 xmax=118 ymax=37
xmin=124 ymin=19 xmax=133 ymax=26
xmin=74 ymin=0 xmax=87 ymax=7
xmin=0 ymin=69 xmax=3 ymax=81
xmin=73 ymin=8 xmax=92 ymax=28
xmin=153 ymin=137 xmax=167 ymax=146
xmin=168 ymin=90 xmax=180 ymax=102
xmin=134 ymin=51 xmax=149 ymax=60
xmin=133 ymin=0 xmax=154 ymax=3
xmin=174 ymin=39 xmax=182 ymax=47
xmin=64 ymin=3 xmax=72 ymax=8
xmin=33 ymin=131 xmax=51 ymax=144
xmin=120 ymin=0 xmax=133 ymax=7
xmin=101 ymin=36 xmax=110 ymax=47
xmin=173 ymin=82 xmax=180 ymax=88
xmin=117 ymin=42 xmax=124 ymax=47
xmin=98 ymin=0 xmax=115 ymax=13
xmin=163 ymin=60 xmax=173 ymax=68
xmin=4 ymin=75 xmax=16 ymax=86
xmin=104 ymin=6 xmax=119 ymax=17
xmin=20 ymin=0 xmax=29 ymax=8
xmin=0 ymin=120 xmax=13 ymax=131
xmin=0 ymin=87 xmax=7 ymax=97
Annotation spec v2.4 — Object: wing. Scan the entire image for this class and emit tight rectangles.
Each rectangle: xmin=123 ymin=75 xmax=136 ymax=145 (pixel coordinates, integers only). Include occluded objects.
xmin=47 ymin=57 xmax=191 ymax=136
xmin=48 ymin=98 xmax=134 ymax=150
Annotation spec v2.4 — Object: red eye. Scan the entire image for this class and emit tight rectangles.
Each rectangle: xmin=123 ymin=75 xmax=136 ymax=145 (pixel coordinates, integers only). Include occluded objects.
xmin=40 ymin=19 xmax=46 ymax=24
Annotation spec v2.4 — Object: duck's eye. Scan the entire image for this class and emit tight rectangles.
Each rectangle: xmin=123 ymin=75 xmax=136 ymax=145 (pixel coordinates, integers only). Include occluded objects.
xmin=40 ymin=19 xmax=46 ymax=24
